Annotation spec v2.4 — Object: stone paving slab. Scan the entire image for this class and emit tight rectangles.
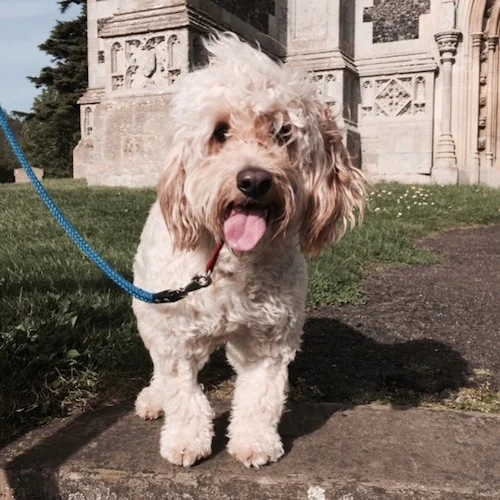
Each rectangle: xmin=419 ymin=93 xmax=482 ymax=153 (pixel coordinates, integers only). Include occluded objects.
xmin=1 ymin=402 xmax=499 ymax=499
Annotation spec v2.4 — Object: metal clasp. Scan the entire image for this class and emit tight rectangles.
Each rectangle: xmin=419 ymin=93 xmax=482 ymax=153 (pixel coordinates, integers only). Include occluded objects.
xmin=152 ymin=273 xmax=213 ymax=304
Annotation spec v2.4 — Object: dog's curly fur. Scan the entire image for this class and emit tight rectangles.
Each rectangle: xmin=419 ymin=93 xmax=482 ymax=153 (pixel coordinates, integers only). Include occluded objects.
xmin=132 ymin=33 xmax=366 ymax=468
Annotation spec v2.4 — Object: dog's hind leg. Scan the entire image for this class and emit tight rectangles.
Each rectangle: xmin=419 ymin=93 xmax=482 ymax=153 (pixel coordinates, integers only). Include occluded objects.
xmin=134 ymin=306 xmax=167 ymax=421
xmin=135 ymin=350 xmax=165 ymax=421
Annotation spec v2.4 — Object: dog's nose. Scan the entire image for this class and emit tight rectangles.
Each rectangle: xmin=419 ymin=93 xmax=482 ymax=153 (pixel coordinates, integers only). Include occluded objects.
xmin=236 ymin=167 xmax=272 ymax=198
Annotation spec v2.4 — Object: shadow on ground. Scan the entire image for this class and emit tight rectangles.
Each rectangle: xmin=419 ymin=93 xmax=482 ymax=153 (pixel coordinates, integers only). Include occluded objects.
xmin=3 ymin=314 xmax=470 ymax=498
xmin=202 ymin=315 xmax=470 ymax=407
xmin=291 ymin=316 xmax=470 ymax=405
xmin=3 ymin=404 xmax=132 ymax=500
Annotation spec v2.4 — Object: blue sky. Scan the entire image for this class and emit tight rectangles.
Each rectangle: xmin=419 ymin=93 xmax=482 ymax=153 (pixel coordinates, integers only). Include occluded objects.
xmin=0 ymin=0 xmax=80 ymax=113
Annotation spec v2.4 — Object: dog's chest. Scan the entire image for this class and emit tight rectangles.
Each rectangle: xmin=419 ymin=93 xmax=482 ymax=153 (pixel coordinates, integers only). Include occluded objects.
xmin=197 ymin=255 xmax=308 ymax=338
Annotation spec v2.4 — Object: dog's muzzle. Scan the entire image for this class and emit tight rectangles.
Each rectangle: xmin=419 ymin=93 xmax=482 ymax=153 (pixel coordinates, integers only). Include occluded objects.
xmin=223 ymin=167 xmax=272 ymax=253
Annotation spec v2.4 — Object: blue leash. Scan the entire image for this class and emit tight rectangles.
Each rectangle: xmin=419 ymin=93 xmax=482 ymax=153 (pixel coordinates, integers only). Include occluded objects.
xmin=0 ymin=106 xmax=214 ymax=304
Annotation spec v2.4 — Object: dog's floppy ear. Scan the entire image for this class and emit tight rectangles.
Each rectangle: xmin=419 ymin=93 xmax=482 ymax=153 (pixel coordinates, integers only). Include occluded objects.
xmin=300 ymin=108 xmax=366 ymax=256
xmin=158 ymin=148 xmax=202 ymax=252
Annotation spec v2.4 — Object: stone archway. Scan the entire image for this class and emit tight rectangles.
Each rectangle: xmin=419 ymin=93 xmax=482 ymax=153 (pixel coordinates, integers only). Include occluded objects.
xmin=454 ymin=0 xmax=500 ymax=186
xmin=483 ymin=1 xmax=500 ymax=176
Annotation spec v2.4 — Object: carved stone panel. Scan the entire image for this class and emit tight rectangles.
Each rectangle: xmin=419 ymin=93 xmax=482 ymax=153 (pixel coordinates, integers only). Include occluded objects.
xmin=108 ymin=32 xmax=184 ymax=93
xmin=80 ymin=104 xmax=97 ymax=140
xmin=311 ymin=71 xmax=341 ymax=115
xmin=360 ymin=75 xmax=429 ymax=120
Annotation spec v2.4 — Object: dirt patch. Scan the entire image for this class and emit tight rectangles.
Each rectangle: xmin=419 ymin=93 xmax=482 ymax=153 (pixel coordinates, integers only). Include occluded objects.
xmin=290 ymin=225 xmax=500 ymax=405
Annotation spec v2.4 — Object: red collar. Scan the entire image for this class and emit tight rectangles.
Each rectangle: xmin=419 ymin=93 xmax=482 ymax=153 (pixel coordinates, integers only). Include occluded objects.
xmin=206 ymin=242 xmax=224 ymax=274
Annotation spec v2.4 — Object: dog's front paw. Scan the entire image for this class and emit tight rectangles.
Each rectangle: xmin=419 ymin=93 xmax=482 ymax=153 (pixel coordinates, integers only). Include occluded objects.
xmin=228 ymin=431 xmax=284 ymax=468
xmin=160 ymin=425 xmax=213 ymax=467
xmin=135 ymin=386 xmax=164 ymax=420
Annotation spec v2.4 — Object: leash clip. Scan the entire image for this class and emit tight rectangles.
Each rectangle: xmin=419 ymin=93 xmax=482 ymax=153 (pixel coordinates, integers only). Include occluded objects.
xmin=151 ymin=243 xmax=221 ymax=304
xmin=184 ymin=273 xmax=213 ymax=292
xmin=152 ymin=273 xmax=213 ymax=304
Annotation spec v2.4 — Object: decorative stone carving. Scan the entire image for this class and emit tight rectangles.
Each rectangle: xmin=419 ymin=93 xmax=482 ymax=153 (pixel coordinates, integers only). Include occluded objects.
xmin=312 ymin=72 xmax=339 ymax=113
xmin=360 ymin=76 xmax=427 ymax=119
xmin=97 ymin=17 xmax=113 ymax=35
xmin=435 ymin=30 xmax=460 ymax=63
xmin=478 ymin=31 xmax=499 ymax=170
xmin=414 ymin=76 xmax=425 ymax=102
xmin=167 ymin=34 xmax=182 ymax=84
xmin=112 ymin=75 xmax=124 ymax=91
xmin=377 ymin=78 xmax=411 ymax=116
xmin=84 ymin=107 xmax=94 ymax=136
xmin=111 ymin=42 xmax=124 ymax=74
xmin=108 ymin=33 xmax=183 ymax=92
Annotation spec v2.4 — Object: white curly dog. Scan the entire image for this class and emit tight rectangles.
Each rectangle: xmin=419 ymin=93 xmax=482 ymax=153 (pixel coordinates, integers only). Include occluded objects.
xmin=132 ymin=33 xmax=365 ymax=468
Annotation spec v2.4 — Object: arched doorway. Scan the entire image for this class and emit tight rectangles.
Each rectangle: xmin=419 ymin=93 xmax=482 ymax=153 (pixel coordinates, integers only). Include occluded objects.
xmin=454 ymin=0 xmax=500 ymax=185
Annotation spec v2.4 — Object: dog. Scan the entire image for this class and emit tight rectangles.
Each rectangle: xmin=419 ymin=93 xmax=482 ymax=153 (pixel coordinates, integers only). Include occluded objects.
xmin=132 ymin=32 xmax=366 ymax=468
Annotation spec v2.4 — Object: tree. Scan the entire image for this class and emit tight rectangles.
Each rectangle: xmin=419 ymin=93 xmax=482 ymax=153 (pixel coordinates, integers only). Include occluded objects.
xmin=0 ymin=109 xmax=25 ymax=182
xmin=24 ymin=0 xmax=87 ymax=178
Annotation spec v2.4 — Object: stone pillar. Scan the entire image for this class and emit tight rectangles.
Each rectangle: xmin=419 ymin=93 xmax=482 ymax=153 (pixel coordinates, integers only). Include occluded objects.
xmin=484 ymin=36 xmax=499 ymax=170
xmin=433 ymin=30 xmax=460 ymax=184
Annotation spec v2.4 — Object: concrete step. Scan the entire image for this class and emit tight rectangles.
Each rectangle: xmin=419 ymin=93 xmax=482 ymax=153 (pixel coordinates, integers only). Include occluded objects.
xmin=1 ymin=402 xmax=499 ymax=499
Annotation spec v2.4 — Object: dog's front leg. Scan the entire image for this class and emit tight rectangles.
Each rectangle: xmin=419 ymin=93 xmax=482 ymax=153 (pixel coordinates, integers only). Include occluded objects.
xmin=159 ymin=356 xmax=214 ymax=467
xmin=226 ymin=337 xmax=295 ymax=468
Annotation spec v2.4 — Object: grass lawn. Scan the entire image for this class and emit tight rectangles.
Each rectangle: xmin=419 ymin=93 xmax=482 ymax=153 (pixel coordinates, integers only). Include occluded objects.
xmin=1 ymin=180 xmax=500 ymax=437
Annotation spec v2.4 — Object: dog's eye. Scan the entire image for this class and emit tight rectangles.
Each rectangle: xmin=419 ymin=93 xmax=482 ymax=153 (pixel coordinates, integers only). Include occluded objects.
xmin=276 ymin=124 xmax=292 ymax=143
xmin=213 ymin=123 xmax=229 ymax=143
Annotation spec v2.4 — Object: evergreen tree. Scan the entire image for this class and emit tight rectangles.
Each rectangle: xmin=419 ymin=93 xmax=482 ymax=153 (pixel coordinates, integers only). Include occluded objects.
xmin=24 ymin=0 xmax=87 ymax=178
xmin=0 ymin=109 xmax=25 ymax=182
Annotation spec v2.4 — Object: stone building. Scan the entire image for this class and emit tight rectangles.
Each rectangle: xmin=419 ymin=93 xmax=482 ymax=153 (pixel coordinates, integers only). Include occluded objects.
xmin=74 ymin=0 xmax=500 ymax=187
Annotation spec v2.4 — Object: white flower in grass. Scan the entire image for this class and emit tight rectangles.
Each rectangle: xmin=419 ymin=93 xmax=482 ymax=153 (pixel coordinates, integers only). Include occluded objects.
xmin=374 ymin=207 xmax=380 ymax=212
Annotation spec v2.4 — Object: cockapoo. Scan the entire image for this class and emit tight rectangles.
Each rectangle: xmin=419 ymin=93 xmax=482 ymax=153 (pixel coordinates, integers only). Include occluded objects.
xmin=132 ymin=33 xmax=365 ymax=468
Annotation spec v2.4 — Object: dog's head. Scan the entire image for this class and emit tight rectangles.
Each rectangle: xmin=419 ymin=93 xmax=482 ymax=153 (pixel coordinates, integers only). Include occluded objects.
xmin=158 ymin=33 xmax=366 ymax=256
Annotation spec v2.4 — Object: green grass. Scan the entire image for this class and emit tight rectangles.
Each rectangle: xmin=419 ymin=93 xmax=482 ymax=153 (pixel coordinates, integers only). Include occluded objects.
xmin=1 ymin=180 xmax=500 ymax=435
xmin=308 ymin=183 xmax=500 ymax=306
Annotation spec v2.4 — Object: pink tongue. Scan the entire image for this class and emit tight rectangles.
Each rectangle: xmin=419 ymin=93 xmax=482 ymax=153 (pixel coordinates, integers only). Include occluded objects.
xmin=223 ymin=207 xmax=267 ymax=252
